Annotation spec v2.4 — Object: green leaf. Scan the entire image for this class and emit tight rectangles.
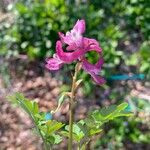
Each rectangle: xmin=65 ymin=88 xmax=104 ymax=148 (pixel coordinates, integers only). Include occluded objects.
xmin=72 ymin=102 xmax=133 ymax=146
xmin=100 ymin=105 xmax=117 ymax=117
xmin=39 ymin=126 xmax=47 ymax=136
xmin=52 ymin=134 xmax=62 ymax=144
xmin=89 ymin=128 xmax=102 ymax=136
xmin=35 ymin=113 xmax=45 ymax=121
xmin=32 ymin=101 xmax=39 ymax=114
xmin=7 ymin=93 xmax=39 ymax=122
xmin=91 ymin=102 xmax=132 ymax=124
xmin=60 ymin=130 xmax=69 ymax=138
xmin=46 ymin=135 xmax=55 ymax=144
xmin=62 ymin=124 xmax=85 ymax=142
xmin=52 ymin=92 xmax=69 ymax=113
xmin=117 ymin=102 xmax=128 ymax=111
xmin=46 ymin=120 xmax=64 ymax=135
xmin=75 ymin=79 xmax=83 ymax=89
xmin=60 ymin=130 xmax=81 ymax=142
xmin=77 ymin=122 xmax=88 ymax=135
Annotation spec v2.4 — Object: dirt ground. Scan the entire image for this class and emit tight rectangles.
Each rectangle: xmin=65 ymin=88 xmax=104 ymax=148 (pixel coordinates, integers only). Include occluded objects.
xmin=0 ymin=57 xmax=100 ymax=150
xmin=0 ymin=57 xmax=150 ymax=150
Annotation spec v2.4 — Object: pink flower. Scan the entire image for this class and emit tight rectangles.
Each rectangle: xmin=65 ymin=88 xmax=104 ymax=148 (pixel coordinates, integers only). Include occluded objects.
xmin=58 ymin=19 xmax=85 ymax=50
xmin=56 ymin=40 xmax=87 ymax=63
xmin=81 ymin=57 xmax=105 ymax=84
xmin=46 ymin=19 xmax=105 ymax=85
xmin=45 ymin=54 xmax=64 ymax=70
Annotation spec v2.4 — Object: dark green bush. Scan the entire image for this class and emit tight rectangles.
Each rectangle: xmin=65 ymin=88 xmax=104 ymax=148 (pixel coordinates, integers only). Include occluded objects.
xmin=8 ymin=0 xmax=68 ymax=59
xmin=1 ymin=0 xmax=149 ymax=69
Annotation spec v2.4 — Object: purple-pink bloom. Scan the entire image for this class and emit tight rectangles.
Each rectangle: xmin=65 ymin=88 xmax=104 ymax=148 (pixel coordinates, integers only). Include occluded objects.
xmin=46 ymin=19 xmax=105 ymax=85
xmin=45 ymin=54 xmax=64 ymax=70
xmin=56 ymin=40 xmax=87 ymax=63
xmin=81 ymin=57 xmax=105 ymax=84
xmin=59 ymin=19 xmax=85 ymax=50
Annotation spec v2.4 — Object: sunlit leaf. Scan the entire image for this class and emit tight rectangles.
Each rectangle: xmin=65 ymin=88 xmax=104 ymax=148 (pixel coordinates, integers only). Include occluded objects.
xmin=52 ymin=92 xmax=69 ymax=113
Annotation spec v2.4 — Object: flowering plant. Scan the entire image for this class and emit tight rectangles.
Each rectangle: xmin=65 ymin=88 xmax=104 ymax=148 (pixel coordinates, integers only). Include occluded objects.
xmin=8 ymin=20 xmax=132 ymax=150
xmin=46 ymin=19 xmax=105 ymax=84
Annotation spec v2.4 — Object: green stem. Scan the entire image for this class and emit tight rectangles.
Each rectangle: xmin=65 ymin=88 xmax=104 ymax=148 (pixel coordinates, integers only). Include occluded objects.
xmin=32 ymin=117 xmax=49 ymax=150
xmin=68 ymin=63 xmax=80 ymax=150
xmin=68 ymin=101 xmax=74 ymax=150
xmin=39 ymin=130 xmax=49 ymax=150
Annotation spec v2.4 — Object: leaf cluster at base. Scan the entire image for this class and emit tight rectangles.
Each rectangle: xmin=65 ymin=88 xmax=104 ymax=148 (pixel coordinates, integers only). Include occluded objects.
xmin=8 ymin=93 xmax=132 ymax=149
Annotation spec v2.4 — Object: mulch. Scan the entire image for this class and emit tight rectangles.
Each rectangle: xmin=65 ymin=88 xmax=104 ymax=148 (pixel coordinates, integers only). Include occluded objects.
xmin=0 ymin=57 xmax=98 ymax=150
xmin=0 ymin=57 xmax=150 ymax=150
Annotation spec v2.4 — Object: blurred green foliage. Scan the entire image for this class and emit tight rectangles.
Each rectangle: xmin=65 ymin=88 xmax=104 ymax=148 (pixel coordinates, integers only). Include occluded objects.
xmin=95 ymin=97 xmax=150 ymax=149
xmin=126 ymin=41 xmax=150 ymax=79
xmin=0 ymin=0 xmax=68 ymax=59
xmin=95 ymin=117 xmax=150 ymax=149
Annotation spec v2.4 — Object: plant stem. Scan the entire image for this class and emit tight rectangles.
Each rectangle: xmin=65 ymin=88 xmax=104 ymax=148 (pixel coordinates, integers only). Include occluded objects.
xmin=68 ymin=101 xmax=74 ymax=150
xmin=34 ymin=120 xmax=49 ymax=150
xmin=68 ymin=63 xmax=80 ymax=150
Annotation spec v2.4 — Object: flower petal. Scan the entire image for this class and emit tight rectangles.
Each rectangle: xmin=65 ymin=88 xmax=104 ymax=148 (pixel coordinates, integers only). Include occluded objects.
xmin=58 ymin=20 xmax=85 ymax=50
xmin=83 ymin=38 xmax=102 ymax=52
xmin=58 ymin=31 xmax=83 ymax=49
xmin=90 ymin=73 xmax=105 ymax=84
xmin=45 ymin=54 xmax=64 ymax=70
xmin=95 ymin=57 xmax=104 ymax=68
xmin=81 ymin=56 xmax=105 ymax=85
xmin=56 ymin=40 xmax=87 ymax=63
xmin=58 ymin=32 xmax=65 ymax=42
xmin=73 ymin=19 xmax=85 ymax=34
xmin=82 ymin=56 xmax=103 ymax=74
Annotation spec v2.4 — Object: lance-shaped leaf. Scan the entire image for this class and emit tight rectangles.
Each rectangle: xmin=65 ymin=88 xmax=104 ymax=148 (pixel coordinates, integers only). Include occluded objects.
xmin=52 ymin=134 xmax=62 ymax=144
xmin=46 ymin=120 xmax=64 ymax=135
xmin=75 ymin=79 xmax=83 ymax=89
xmin=61 ymin=124 xmax=84 ymax=142
xmin=7 ymin=93 xmax=39 ymax=122
xmin=91 ymin=102 xmax=133 ymax=125
xmin=52 ymin=92 xmax=70 ymax=113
